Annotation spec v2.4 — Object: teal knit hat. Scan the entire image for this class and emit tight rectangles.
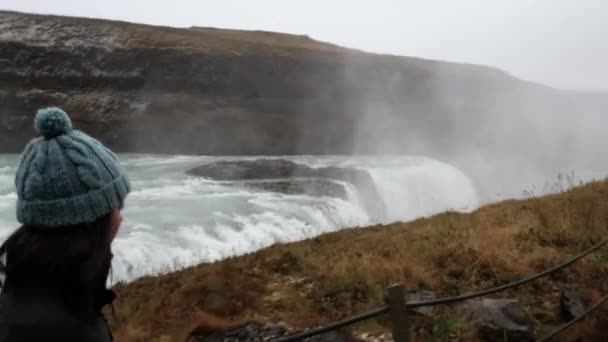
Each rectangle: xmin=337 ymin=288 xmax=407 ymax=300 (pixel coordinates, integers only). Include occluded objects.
xmin=15 ymin=107 xmax=130 ymax=228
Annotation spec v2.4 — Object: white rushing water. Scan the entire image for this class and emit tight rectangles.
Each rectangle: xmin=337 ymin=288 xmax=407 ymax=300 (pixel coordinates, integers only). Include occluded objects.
xmin=0 ymin=153 xmax=557 ymax=283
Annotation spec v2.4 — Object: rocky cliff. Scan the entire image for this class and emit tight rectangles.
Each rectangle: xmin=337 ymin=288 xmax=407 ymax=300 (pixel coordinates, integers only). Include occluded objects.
xmin=1 ymin=11 xmax=606 ymax=170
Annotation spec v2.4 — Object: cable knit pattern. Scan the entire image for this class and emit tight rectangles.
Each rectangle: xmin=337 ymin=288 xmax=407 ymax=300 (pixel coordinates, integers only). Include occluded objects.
xmin=14 ymin=107 xmax=130 ymax=228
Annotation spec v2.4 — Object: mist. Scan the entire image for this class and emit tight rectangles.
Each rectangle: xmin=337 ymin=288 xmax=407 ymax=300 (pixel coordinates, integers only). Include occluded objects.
xmin=344 ymin=57 xmax=608 ymax=202
xmin=2 ymin=2 xmax=607 ymax=205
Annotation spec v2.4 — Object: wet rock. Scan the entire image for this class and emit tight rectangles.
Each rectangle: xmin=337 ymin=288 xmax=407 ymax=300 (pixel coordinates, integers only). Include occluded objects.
xmin=472 ymin=298 xmax=534 ymax=342
xmin=187 ymin=159 xmax=311 ymax=180
xmin=246 ymin=179 xmax=347 ymax=199
xmin=187 ymin=159 xmax=385 ymax=219
xmin=560 ymin=285 xmax=585 ymax=321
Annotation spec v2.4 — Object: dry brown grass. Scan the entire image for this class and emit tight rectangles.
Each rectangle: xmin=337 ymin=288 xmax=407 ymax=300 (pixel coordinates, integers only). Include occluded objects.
xmin=4 ymin=10 xmax=358 ymax=56
xmin=111 ymin=181 xmax=608 ymax=341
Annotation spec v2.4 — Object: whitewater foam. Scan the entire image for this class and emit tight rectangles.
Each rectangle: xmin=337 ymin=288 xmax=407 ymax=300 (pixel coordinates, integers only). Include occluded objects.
xmin=0 ymin=154 xmax=482 ymax=283
xmin=366 ymin=159 xmax=479 ymax=223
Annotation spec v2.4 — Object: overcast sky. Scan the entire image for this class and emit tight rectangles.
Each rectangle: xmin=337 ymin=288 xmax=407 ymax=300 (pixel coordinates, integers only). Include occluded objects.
xmin=3 ymin=0 xmax=607 ymax=91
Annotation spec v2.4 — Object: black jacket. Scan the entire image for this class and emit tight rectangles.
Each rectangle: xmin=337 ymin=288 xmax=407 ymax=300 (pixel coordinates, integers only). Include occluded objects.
xmin=0 ymin=286 xmax=114 ymax=342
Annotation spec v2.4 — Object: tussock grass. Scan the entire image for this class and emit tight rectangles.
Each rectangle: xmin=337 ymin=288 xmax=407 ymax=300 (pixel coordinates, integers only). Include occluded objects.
xmin=111 ymin=181 xmax=608 ymax=341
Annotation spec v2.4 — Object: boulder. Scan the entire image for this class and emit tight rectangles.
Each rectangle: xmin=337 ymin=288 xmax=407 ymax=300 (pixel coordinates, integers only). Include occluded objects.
xmin=560 ymin=285 xmax=585 ymax=321
xmin=245 ymin=179 xmax=347 ymax=199
xmin=187 ymin=159 xmax=386 ymax=219
xmin=186 ymin=159 xmax=312 ymax=180
xmin=472 ymin=298 xmax=534 ymax=342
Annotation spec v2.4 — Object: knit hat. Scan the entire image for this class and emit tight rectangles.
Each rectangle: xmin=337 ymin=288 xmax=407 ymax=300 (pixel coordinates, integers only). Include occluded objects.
xmin=15 ymin=107 xmax=130 ymax=228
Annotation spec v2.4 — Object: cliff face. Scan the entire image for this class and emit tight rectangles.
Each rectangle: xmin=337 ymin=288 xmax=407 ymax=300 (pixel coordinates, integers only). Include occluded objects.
xmin=0 ymin=11 xmax=606 ymax=170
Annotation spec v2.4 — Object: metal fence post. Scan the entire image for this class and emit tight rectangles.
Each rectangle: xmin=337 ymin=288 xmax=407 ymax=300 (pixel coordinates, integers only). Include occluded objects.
xmin=387 ymin=283 xmax=411 ymax=342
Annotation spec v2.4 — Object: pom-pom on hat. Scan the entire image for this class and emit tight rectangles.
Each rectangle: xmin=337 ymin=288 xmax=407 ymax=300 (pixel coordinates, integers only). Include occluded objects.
xmin=14 ymin=107 xmax=130 ymax=228
xmin=34 ymin=107 xmax=73 ymax=138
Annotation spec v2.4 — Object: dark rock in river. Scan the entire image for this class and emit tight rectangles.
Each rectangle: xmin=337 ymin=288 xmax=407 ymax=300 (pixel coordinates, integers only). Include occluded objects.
xmin=187 ymin=159 xmax=385 ymax=219
xmin=245 ymin=179 xmax=347 ymax=199
xmin=187 ymin=159 xmax=314 ymax=180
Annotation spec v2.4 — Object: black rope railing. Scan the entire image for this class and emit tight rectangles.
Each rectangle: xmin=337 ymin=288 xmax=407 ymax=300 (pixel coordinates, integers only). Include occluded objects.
xmin=536 ymin=293 xmax=608 ymax=342
xmin=272 ymin=237 xmax=608 ymax=342
xmin=407 ymin=237 xmax=608 ymax=308
xmin=272 ymin=306 xmax=389 ymax=342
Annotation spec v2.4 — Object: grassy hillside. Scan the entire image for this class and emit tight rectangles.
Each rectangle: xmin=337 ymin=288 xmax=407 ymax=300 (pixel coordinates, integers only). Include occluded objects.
xmin=0 ymin=10 xmax=351 ymax=54
xmin=110 ymin=181 xmax=608 ymax=341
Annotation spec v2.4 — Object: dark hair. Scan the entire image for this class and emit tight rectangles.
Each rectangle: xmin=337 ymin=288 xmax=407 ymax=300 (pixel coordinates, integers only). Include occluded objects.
xmin=0 ymin=214 xmax=114 ymax=313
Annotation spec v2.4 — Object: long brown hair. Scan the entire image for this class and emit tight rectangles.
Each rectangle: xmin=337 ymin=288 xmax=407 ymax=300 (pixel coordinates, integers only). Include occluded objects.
xmin=0 ymin=213 xmax=114 ymax=313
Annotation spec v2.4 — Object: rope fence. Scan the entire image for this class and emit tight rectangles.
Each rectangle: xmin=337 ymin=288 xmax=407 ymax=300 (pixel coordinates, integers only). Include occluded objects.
xmin=537 ymin=294 xmax=608 ymax=342
xmin=272 ymin=237 xmax=608 ymax=342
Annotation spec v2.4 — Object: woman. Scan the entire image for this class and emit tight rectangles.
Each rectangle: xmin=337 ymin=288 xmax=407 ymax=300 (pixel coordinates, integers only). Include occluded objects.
xmin=0 ymin=107 xmax=130 ymax=341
